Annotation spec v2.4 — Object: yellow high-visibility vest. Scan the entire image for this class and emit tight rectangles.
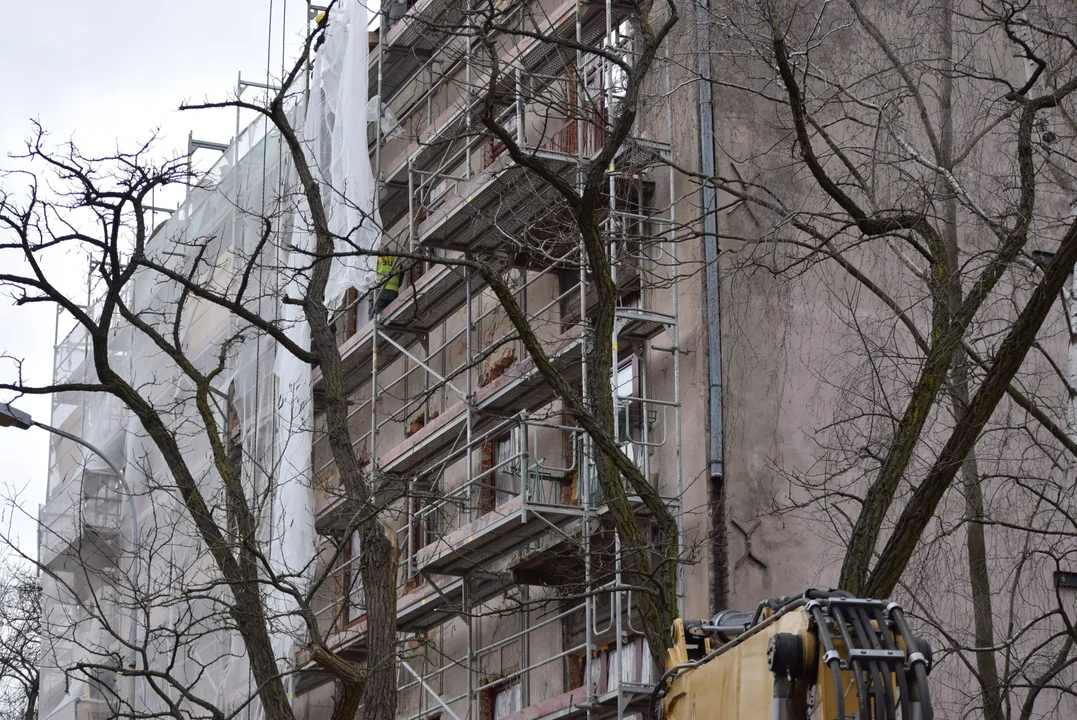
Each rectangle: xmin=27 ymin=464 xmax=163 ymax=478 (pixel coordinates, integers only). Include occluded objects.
xmin=377 ymin=256 xmax=402 ymax=294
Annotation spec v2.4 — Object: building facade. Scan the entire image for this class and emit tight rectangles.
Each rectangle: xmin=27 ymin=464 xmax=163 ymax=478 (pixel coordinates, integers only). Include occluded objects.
xmin=32 ymin=0 xmax=1077 ymax=719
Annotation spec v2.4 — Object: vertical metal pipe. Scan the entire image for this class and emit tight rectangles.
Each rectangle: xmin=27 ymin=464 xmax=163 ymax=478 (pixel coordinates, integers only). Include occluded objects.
xmin=516 ymin=68 xmax=525 ymax=147
xmin=408 ymin=159 xmax=417 ymax=252
xmin=408 ymin=478 xmax=416 ymax=579
xmin=466 ymin=259 xmax=474 ymax=523
xmin=465 ymin=579 xmax=475 ymax=720
xmin=665 ymin=42 xmax=686 ymax=619
xmin=465 ymin=0 xmax=473 ymax=183
xmin=696 ymin=0 xmax=722 ymax=483
xmin=522 ymin=579 xmax=531 ymax=708
xmin=614 ymin=530 xmax=624 ymax=698
xmin=696 ymin=0 xmax=726 ymax=611
xmin=375 ymin=6 xmax=386 ymax=201
xmin=371 ymin=331 xmax=379 ymax=488
xmin=236 ymin=70 xmax=243 ymax=147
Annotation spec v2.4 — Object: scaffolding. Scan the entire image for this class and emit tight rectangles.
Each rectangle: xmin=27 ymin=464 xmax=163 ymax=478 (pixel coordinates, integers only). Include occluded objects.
xmin=297 ymin=0 xmax=682 ymax=717
xmin=34 ymin=0 xmax=683 ymax=716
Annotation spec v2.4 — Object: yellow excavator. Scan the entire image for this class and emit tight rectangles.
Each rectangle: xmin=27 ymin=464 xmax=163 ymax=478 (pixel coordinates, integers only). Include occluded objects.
xmin=652 ymin=590 xmax=934 ymax=720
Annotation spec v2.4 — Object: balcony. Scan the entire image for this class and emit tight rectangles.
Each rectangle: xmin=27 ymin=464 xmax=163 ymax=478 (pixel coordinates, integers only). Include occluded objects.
xmin=39 ymin=470 xmax=124 ymax=572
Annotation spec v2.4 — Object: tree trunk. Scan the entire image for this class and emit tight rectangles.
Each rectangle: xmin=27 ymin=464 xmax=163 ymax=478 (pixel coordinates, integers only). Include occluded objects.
xmin=22 ymin=676 xmax=37 ymax=720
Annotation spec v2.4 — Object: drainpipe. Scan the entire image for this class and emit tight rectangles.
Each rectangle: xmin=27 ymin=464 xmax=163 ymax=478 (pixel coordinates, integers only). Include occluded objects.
xmin=696 ymin=0 xmax=728 ymax=610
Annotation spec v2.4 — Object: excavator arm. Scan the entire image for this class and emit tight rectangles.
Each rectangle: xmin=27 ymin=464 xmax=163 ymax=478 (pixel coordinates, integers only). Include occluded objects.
xmin=652 ymin=590 xmax=933 ymax=720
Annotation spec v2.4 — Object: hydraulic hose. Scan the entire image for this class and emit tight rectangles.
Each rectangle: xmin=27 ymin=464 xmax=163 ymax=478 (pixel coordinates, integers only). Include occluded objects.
xmin=873 ymin=606 xmax=909 ymax=720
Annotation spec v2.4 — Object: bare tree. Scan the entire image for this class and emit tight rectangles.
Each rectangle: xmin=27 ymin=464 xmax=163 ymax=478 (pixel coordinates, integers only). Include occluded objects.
xmin=0 ymin=562 xmax=40 ymax=720
xmin=698 ymin=0 xmax=1077 ymax=715
xmin=1 ymin=0 xmax=698 ymax=716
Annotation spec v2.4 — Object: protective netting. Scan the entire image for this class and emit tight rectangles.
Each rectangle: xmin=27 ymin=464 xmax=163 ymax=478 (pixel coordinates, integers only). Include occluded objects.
xmin=38 ymin=4 xmax=378 ymax=718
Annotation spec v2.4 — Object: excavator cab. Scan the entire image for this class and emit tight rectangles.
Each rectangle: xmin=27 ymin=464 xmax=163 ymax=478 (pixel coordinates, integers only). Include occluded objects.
xmin=652 ymin=590 xmax=933 ymax=720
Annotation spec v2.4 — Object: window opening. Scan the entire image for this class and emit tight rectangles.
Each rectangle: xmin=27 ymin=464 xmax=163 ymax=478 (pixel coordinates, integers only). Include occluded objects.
xmin=481 ymin=310 xmax=517 ymax=387
xmin=340 ymin=531 xmax=364 ymax=626
xmin=480 ymin=430 xmax=520 ymax=514
xmin=336 ymin=286 xmax=361 ymax=344
xmin=224 ymin=394 xmax=243 ymax=538
xmin=614 ymin=354 xmax=641 ymax=465
xmin=482 ymin=679 xmax=522 ymax=720
xmin=484 ymin=104 xmax=518 ymax=168
xmin=407 ymin=484 xmax=437 ymax=588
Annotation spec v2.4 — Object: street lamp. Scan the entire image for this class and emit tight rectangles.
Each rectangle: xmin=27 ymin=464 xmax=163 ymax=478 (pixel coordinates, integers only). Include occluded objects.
xmin=0 ymin=402 xmax=33 ymax=430
xmin=0 ymin=402 xmax=141 ymax=685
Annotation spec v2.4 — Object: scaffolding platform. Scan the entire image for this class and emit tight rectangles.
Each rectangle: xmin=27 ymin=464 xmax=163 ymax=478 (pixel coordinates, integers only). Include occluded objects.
xmin=368 ymin=0 xmax=463 ymax=102
xmin=616 ymin=307 xmax=676 ymax=341
xmin=313 ymin=261 xmax=487 ymax=397
xmin=588 ymin=684 xmax=653 ymax=717
xmin=399 ymin=572 xmax=510 ymax=631
xmin=296 ymin=571 xmax=509 ymax=693
xmin=380 ymin=325 xmax=584 ymax=475
xmin=316 ymin=326 xmax=584 ymax=532
xmin=415 ymin=493 xmax=583 ymax=575
xmin=415 ymin=152 xmax=577 ymax=257
xmin=492 ymin=681 xmax=650 ymax=720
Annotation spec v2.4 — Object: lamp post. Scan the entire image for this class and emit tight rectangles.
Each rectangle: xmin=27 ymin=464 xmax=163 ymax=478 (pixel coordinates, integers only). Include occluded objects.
xmin=0 ymin=402 xmax=141 ymax=695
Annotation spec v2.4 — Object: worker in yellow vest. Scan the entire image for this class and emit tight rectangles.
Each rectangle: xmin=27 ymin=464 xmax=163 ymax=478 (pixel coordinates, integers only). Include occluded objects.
xmin=373 ymin=255 xmax=403 ymax=313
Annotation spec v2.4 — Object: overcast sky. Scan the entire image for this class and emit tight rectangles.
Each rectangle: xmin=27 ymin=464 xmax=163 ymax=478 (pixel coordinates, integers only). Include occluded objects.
xmin=0 ymin=0 xmax=310 ymax=556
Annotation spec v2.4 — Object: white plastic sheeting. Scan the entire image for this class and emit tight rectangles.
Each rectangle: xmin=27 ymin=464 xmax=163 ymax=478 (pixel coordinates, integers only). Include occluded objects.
xmin=37 ymin=3 xmax=380 ymax=717
xmin=302 ymin=0 xmax=381 ymax=304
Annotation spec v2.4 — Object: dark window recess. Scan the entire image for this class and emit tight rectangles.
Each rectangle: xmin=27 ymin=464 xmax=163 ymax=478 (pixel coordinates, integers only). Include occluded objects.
xmin=566 ymin=652 xmax=586 ymax=690
xmin=480 ymin=433 xmax=519 ymax=514
xmin=336 ymin=286 xmax=361 ymax=343
xmin=340 ymin=531 xmax=364 ymax=626
xmin=406 ymin=487 xmax=438 ymax=589
xmin=224 ymin=400 xmax=242 ymax=538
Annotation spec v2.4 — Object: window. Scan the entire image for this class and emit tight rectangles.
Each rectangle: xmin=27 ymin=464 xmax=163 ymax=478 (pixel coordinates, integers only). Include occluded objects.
xmin=480 ymin=311 xmax=517 ymax=387
xmin=614 ymin=355 xmax=642 ymax=465
xmin=495 ymin=434 xmax=520 ymax=506
xmin=406 ymin=487 xmax=437 ymax=587
xmin=483 ymin=106 xmax=518 ymax=168
xmin=609 ymin=177 xmax=655 ymax=268
xmin=480 ymin=431 xmax=520 ymax=514
xmin=340 ymin=532 xmax=364 ymax=626
xmin=493 ymin=682 xmax=522 ymax=720
xmin=606 ymin=636 xmax=653 ymax=687
xmin=336 ymin=286 xmax=362 ymax=344
xmin=224 ymin=393 xmax=243 ymax=539
xmin=482 ymin=680 xmax=522 ymax=720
